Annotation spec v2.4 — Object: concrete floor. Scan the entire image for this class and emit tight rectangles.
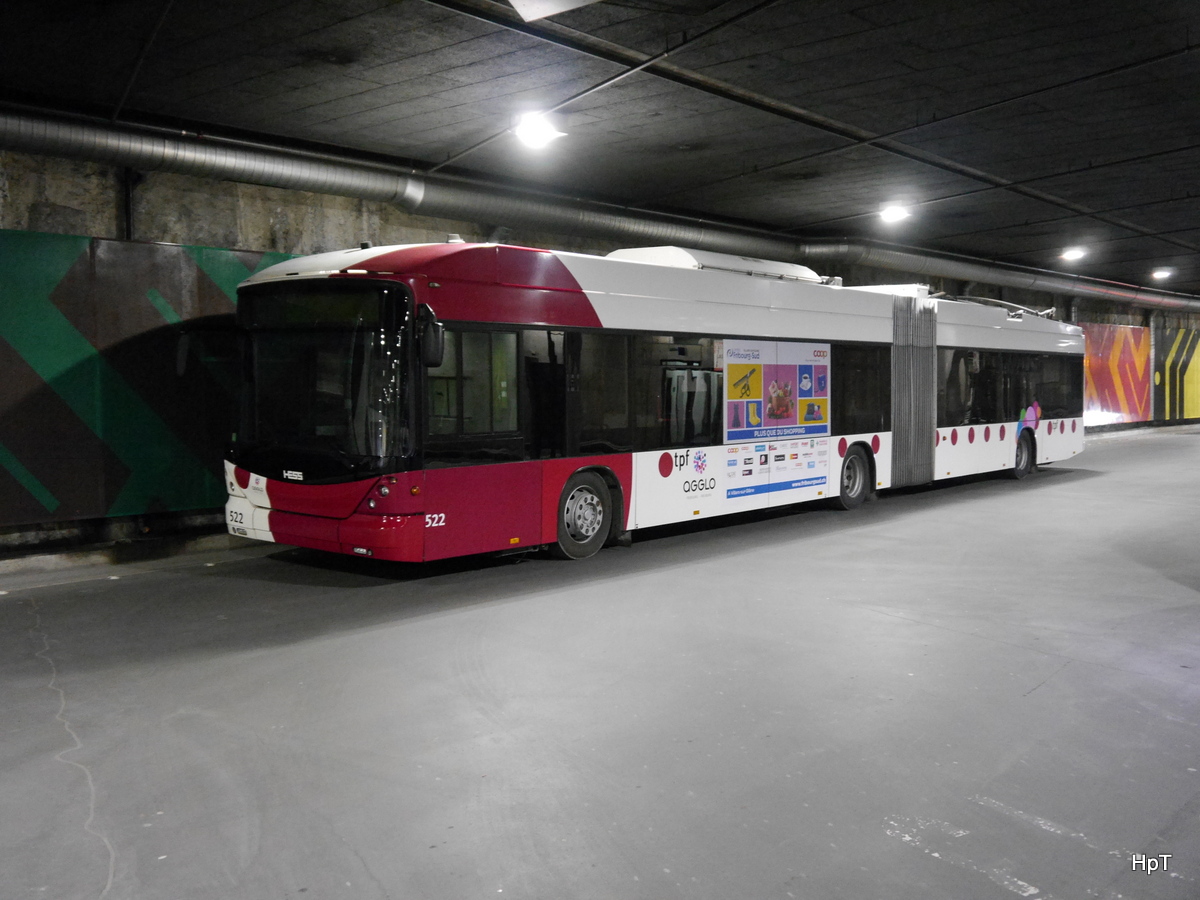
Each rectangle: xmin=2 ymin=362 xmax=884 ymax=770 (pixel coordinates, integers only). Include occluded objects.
xmin=4 ymin=427 xmax=1199 ymax=900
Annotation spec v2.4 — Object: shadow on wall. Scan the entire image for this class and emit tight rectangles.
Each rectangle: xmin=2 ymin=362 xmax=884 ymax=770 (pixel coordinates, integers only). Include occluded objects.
xmin=0 ymin=229 xmax=293 ymax=531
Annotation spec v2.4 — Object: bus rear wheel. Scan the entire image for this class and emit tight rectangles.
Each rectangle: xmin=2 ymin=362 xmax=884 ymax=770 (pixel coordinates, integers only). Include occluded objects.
xmin=835 ymin=445 xmax=870 ymax=510
xmin=1010 ymin=430 xmax=1034 ymax=480
xmin=553 ymin=472 xmax=612 ymax=560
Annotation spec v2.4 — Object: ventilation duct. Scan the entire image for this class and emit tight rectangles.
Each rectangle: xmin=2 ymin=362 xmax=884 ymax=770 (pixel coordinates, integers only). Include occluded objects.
xmin=3 ymin=108 xmax=1198 ymax=312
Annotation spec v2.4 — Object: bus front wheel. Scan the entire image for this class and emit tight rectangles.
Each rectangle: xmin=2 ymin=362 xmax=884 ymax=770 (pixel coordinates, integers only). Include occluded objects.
xmin=553 ymin=472 xmax=612 ymax=560
xmin=1010 ymin=430 xmax=1035 ymax=480
xmin=835 ymin=446 xmax=870 ymax=510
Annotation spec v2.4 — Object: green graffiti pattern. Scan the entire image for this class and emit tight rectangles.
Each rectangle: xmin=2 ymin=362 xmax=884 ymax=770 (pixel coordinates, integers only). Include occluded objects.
xmin=0 ymin=230 xmax=295 ymax=522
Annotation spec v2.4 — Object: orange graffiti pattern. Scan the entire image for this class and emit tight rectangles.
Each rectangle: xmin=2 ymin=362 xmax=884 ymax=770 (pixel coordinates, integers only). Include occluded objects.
xmin=1082 ymin=323 xmax=1151 ymax=424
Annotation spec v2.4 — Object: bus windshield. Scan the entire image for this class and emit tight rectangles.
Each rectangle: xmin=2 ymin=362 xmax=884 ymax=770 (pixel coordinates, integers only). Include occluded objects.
xmin=235 ymin=282 xmax=411 ymax=480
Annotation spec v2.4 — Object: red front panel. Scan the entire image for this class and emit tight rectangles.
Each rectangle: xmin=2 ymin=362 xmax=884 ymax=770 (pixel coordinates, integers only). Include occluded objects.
xmin=267 ymin=477 xmax=378 ymax=518
xmin=269 ymin=509 xmax=343 ymax=553
xmin=339 ymin=514 xmax=424 ymax=561
xmin=421 ymin=461 xmax=544 ymax=560
xmin=252 ymin=454 xmax=634 ymax=562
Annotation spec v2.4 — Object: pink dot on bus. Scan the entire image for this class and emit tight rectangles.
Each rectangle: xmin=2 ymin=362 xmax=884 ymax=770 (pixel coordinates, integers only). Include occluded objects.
xmin=838 ymin=438 xmax=848 ymax=457
xmin=968 ymin=427 xmax=975 ymax=443
xmin=1000 ymin=425 xmax=1006 ymax=441
xmin=658 ymin=452 xmax=673 ymax=478
xmin=1060 ymin=421 xmax=1066 ymax=433
xmin=935 ymin=432 xmax=940 ymax=446
xmin=950 ymin=429 xmax=958 ymax=446
xmin=1072 ymin=420 xmax=1077 ymax=433
xmin=984 ymin=426 xmax=991 ymax=441
xmin=871 ymin=434 xmax=881 ymax=454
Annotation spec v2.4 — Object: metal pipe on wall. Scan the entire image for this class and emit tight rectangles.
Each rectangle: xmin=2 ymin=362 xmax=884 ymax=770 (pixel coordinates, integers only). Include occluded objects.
xmin=4 ymin=107 xmax=1199 ymax=313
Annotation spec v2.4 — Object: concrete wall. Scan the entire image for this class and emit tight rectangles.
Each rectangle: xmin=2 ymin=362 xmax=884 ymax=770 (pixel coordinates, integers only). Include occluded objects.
xmin=0 ymin=150 xmax=623 ymax=257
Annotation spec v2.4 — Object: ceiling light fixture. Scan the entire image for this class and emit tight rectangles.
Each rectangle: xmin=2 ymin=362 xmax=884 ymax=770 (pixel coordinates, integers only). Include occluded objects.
xmin=1060 ymin=247 xmax=1087 ymax=261
xmin=513 ymin=112 xmax=566 ymax=149
xmin=879 ymin=204 xmax=911 ymax=223
xmin=1151 ymin=268 xmax=1173 ymax=280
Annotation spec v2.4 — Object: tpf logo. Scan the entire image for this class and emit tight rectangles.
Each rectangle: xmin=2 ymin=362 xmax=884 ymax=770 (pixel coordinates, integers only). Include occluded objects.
xmin=658 ymin=450 xmax=692 ymax=477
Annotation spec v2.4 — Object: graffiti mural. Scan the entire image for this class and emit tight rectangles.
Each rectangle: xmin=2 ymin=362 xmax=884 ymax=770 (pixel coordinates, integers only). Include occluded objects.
xmin=1081 ymin=323 xmax=1151 ymax=426
xmin=1155 ymin=327 xmax=1200 ymax=422
xmin=0 ymin=229 xmax=292 ymax=527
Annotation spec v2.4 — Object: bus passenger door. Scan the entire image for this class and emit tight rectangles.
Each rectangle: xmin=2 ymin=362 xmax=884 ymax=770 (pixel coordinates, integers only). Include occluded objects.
xmin=522 ymin=330 xmax=568 ymax=459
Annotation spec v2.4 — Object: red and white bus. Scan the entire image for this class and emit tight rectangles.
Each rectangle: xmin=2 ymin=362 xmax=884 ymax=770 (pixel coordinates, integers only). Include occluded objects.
xmin=225 ymin=242 xmax=1084 ymax=561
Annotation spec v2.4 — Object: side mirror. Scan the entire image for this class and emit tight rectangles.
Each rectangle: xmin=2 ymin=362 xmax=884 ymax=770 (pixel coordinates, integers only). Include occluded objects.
xmin=418 ymin=303 xmax=445 ymax=368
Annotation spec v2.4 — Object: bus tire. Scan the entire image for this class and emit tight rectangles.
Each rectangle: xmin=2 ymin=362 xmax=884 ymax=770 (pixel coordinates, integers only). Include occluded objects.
xmin=835 ymin=445 xmax=870 ymax=510
xmin=1010 ymin=430 xmax=1035 ymax=480
xmin=552 ymin=472 xmax=612 ymax=560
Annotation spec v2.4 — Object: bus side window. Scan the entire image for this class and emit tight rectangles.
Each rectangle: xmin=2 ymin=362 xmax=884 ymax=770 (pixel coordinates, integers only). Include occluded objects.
xmin=627 ymin=334 xmax=721 ymax=451
xmin=459 ymin=332 xmax=517 ymax=433
xmin=832 ymin=344 xmax=890 ymax=434
xmin=424 ymin=329 xmax=522 ymax=465
xmin=938 ymin=348 xmax=1006 ymax=425
xmin=427 ymin=331 xmax=460 ymax=435
xmin=579 ymin=333 xmax=632 ymax=453
xmin=1006 ymin=353 xmax=1038 ymax=419
xmin=1035 ymin=353 xmax=1083 ymax=418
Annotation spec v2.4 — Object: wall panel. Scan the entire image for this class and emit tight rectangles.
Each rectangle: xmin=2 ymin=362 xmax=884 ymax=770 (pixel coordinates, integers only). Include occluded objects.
xmin=0 ymin=229 xmax=292 ymax=527
xmin=1081 ymin=323 xmax=1151 ymax=426
xmin=1155 ymin=326 xmax=1200 ymax=422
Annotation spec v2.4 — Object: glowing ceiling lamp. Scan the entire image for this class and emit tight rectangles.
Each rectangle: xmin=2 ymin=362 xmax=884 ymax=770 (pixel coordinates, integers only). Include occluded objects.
xmin=1151 ymin=268 xmax=1173 ymax=280
xmin=879 ymin=204 xmax=911 ymax=223
xmin=513 ymin=112 xmax=566 ymax=149
xmin=1060 ymin=247 xmax=1087 ymax=261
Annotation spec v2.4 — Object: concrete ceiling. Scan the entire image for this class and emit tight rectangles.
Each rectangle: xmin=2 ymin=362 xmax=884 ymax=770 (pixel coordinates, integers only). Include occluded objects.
xmin=3 ymin=0 xmax=1199 ymax=291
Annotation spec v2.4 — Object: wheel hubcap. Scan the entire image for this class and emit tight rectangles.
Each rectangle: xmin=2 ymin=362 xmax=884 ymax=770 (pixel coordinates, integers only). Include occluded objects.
xmin=564 ymin=487 xmax=603 ymax=541
xmin=842 ymin=457 xmax=863 ymax=496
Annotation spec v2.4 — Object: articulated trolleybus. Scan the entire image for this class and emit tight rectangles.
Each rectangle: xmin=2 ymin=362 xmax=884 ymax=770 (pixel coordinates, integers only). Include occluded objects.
xmin=225 ymin=242 xmax=1084 ymax=561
